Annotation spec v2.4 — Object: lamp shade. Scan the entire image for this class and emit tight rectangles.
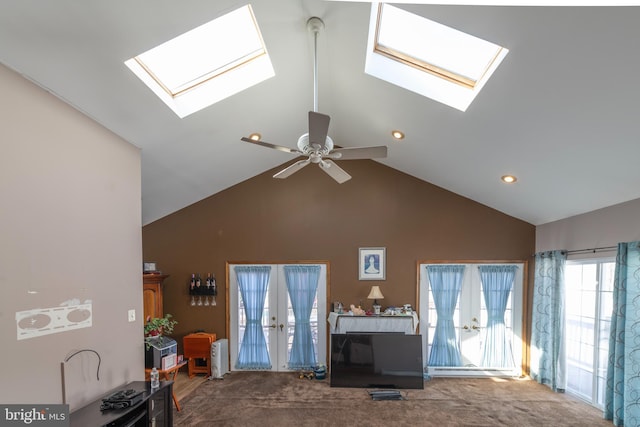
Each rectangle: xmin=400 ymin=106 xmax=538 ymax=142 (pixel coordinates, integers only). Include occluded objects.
xmin=367 ymin=286 xmax=384 ymax=300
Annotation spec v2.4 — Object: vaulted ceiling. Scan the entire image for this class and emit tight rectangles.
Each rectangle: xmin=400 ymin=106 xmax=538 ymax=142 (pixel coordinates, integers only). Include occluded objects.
xmin=2 ymin=1 xmax=639 ymax=226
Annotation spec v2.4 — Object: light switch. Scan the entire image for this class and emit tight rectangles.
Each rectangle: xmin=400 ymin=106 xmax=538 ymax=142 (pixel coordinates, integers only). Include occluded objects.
xmin=128 ymin=309 xmax=136 ymax=322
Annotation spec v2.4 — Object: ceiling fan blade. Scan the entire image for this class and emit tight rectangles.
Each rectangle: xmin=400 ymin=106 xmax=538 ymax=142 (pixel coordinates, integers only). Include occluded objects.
xmin=308 ymin=111 xmax=330 ymax=149
xmin=329 ymin=145 xmax=388 ymax=160
xmin=241 ymin=137 xmax=302 ymax=155
xmin=319 ymin=160 xmax=351 ymax=184
xmin=273 ymin=159 xmax=311 ymax=179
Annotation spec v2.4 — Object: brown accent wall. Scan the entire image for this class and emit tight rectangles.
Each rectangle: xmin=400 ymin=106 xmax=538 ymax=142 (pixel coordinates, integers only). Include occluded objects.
xmin=142 ymin=159 xmax=535 ymax=349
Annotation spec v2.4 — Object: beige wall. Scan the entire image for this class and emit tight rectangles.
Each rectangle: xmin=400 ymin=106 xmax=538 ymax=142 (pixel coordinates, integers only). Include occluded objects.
xmin=0 ymin=64 xmax=143 ymax=410
xmin=142 ymin=158 xmax=536 ymax=350
xmin=536 ymin=197 xmax=640 ymax=255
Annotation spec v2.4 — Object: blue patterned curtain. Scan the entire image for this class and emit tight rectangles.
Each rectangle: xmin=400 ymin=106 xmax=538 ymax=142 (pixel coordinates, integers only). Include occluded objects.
xmin=427 ymin=265 xmax=465 ymax=366
xmin=605 ymin=241 xmax=640 ymax=426
xmin=284 ymin=265 xmax=320 ymax=370
xmin=235 ymin=266 xmax=272 ymax=370
xmin=478 ymin=265 xmax=517 ymax=368
xmin=530 ymin=250 xmax=567 ymax=391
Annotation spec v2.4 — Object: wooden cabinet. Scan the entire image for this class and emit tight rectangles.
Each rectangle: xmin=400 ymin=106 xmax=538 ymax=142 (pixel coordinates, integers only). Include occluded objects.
xmin=143 ymin=274 xmax=169 ymax=321
xmin=183 ymin=332 xmax=217 ymax=378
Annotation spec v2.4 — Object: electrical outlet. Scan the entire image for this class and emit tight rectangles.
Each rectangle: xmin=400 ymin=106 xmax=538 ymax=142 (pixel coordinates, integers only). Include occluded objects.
xmin=128 ymin=309 xmax=136 ymax=322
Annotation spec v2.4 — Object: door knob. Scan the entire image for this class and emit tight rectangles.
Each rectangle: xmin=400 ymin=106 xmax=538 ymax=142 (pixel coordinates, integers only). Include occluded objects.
xmin=279 ymin=324 xmax=284 ymax=331
xmin=270 ymin=323 xmax=276 ymax=329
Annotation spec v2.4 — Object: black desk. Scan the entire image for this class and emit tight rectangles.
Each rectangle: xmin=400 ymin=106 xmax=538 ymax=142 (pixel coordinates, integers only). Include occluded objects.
xmin=71 ymin=381 xmax=173 ymax=427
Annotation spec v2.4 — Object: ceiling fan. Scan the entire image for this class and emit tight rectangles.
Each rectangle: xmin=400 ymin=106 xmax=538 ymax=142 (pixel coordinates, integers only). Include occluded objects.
xmin=241 ymin=17 xmax=388 ymax=184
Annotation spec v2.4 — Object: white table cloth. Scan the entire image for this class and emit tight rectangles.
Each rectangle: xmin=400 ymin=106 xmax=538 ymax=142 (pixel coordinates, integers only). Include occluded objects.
xmin=327 ymin=312 xmax=419 ymax=334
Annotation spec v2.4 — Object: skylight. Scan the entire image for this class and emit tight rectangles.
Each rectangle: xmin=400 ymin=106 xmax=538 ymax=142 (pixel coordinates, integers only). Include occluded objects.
xmin=365 ymin=3 xmax=508 ymax=111
xmin=125 ymin=4 xmax=274 ymax=118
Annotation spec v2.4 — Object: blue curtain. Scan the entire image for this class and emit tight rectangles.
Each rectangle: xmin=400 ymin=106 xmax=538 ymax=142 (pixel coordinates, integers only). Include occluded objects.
xmin=605 ymin=241 xmax=640 ymax=426
xmin=235 ymin=266 xmax=272 ymax=370
xmin=284 ymin=265 xmax=320 ymax=370
xmin=478 ymin=265 xmax=517 ymax=368
xmin=530 ymin=250 xmax=567 ymax=391
xmin=427 ymin=265 xmax=465 ymax=367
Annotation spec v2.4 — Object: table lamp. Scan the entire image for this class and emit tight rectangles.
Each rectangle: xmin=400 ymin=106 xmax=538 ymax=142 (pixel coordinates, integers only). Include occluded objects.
xmin=367 ymin=285 xmax=384 ymax=315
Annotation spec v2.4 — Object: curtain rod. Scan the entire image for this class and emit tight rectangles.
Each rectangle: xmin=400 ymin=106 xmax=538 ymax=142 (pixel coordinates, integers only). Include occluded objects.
xmin=534 ymin=245 xmax=618 ymax=257
xmin=566 ymin=245 xmax=617 ymax=255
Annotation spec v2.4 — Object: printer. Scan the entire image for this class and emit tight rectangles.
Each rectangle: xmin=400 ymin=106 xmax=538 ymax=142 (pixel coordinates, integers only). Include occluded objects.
xmin=145 ymin=337 xmax=177 ymax=369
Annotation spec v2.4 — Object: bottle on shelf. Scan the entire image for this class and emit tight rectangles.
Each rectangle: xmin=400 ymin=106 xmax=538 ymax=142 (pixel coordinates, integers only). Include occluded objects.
xmin=190 ymin=273 xmax=196 ymax=305
xmin=204 ymin=276 xmax=210 ymax=306
xmin=150 ymin=367 xmax=159 ymax=389
xmin=211 ymin=274 xmax=217 ymax=306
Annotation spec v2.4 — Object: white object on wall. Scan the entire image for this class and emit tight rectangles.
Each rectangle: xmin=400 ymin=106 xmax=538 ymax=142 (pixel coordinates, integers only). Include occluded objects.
xmin=16 ymin=302 xmax=93 ymax=340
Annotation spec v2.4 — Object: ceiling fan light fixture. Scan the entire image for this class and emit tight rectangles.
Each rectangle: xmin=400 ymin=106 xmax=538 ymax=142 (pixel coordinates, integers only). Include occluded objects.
xmin=501 ymin=175 xmax=517 ymax=184
xmin=239 ymin=16 xmax=386 ymax=184
xmin=249 ymin=133 xmax=261 ymax=141
xmin=392 ymin=130 xmax=405 ymax=140
xmin=297 ymin=133 xmax=333 ymax=154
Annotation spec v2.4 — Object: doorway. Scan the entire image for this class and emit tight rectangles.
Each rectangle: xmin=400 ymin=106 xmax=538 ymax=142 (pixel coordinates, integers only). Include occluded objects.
xmin=418 ymin=261 xmax=525 ymax=377
xmin=565 ymin=258 xmax=614 ymax=408
xmin=228 ymin=262 xmax=327 ymax=372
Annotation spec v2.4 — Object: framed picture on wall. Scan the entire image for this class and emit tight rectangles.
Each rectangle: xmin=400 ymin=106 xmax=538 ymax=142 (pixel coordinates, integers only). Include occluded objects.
xmin=359 ymin=247 xmax=386 ymax=280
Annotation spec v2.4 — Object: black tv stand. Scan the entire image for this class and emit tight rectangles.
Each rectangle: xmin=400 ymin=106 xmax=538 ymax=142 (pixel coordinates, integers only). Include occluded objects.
xmin=71 ymin=381 xmax=173 ymax=427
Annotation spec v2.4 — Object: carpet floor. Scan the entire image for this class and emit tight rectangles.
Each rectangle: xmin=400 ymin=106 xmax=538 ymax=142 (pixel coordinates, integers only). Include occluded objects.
xmin=173 ymin=372 xmax=611 ymax=427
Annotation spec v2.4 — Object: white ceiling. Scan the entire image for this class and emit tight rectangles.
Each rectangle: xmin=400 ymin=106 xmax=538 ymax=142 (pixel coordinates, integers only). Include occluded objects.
xmin=2 ymin=1 xmax=640 ymax=226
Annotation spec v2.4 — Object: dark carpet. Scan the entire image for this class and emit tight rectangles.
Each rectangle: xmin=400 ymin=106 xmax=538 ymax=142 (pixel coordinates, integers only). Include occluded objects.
xmin=174 ymin=372 xmax=611 ymax=427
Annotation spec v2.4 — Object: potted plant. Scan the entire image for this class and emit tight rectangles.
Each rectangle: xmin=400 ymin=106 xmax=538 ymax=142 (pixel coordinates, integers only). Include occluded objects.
xmin=144 ymin=314 xmax=177 ymax=349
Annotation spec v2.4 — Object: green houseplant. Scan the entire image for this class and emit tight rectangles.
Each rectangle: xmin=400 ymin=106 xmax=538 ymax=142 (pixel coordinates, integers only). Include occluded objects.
xmin=144 ymin=314 xmax=177 ymax=349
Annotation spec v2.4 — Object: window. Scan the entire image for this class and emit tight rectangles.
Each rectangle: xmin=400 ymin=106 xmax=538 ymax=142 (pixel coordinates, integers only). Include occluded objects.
xmin=365 ymin=3 xmax=508 ymax=111
xmin=565 ymin=258 xmax=615 ymax=408
xmin=125 ymin=4 xmax=274 ymax=118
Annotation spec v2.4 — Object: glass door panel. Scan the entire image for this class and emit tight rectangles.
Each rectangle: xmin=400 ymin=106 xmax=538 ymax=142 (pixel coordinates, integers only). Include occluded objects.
xmin=419 ymin=262 xmax=523 ymax=377
xmin=565 ymin=259 xmax=614 ymax=408
xmin=229 ymin=263 xmax=327 ymax=372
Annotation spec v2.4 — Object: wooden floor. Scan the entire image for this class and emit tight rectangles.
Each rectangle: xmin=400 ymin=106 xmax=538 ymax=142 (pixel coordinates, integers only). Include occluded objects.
xmin=173 ymin=370 xmax=208 ymax=404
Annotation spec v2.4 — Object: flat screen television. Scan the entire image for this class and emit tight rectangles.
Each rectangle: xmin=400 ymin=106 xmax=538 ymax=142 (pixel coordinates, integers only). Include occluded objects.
xmin=330 ymin=333 xmax=424 ymax=389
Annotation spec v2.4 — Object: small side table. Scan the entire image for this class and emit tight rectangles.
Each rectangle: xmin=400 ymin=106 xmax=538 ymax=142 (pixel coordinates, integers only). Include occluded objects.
xmin=145 ymin=360 xmax=188 ymax=411
xmin=183 ymin=332 xmax=216 ymax=378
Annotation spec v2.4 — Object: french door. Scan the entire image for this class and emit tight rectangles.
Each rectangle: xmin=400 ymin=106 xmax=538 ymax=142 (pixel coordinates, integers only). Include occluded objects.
xmin=228 ymin=263 xmax=327 ymax=372
xmin=418 ymin=262 xmax=524 ymax=377
xmin=564 ymin=258 xmax=614 ymax=408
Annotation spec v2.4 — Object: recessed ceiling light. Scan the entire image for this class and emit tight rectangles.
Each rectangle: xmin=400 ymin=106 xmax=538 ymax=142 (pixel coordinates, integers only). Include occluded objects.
xmin=391 ymin=130 xmax=405 ymax=140
xmin=501 ymin=175 xmax=517 ymax=183
xmin=249 ymin=133 xmax=261 ymax=141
